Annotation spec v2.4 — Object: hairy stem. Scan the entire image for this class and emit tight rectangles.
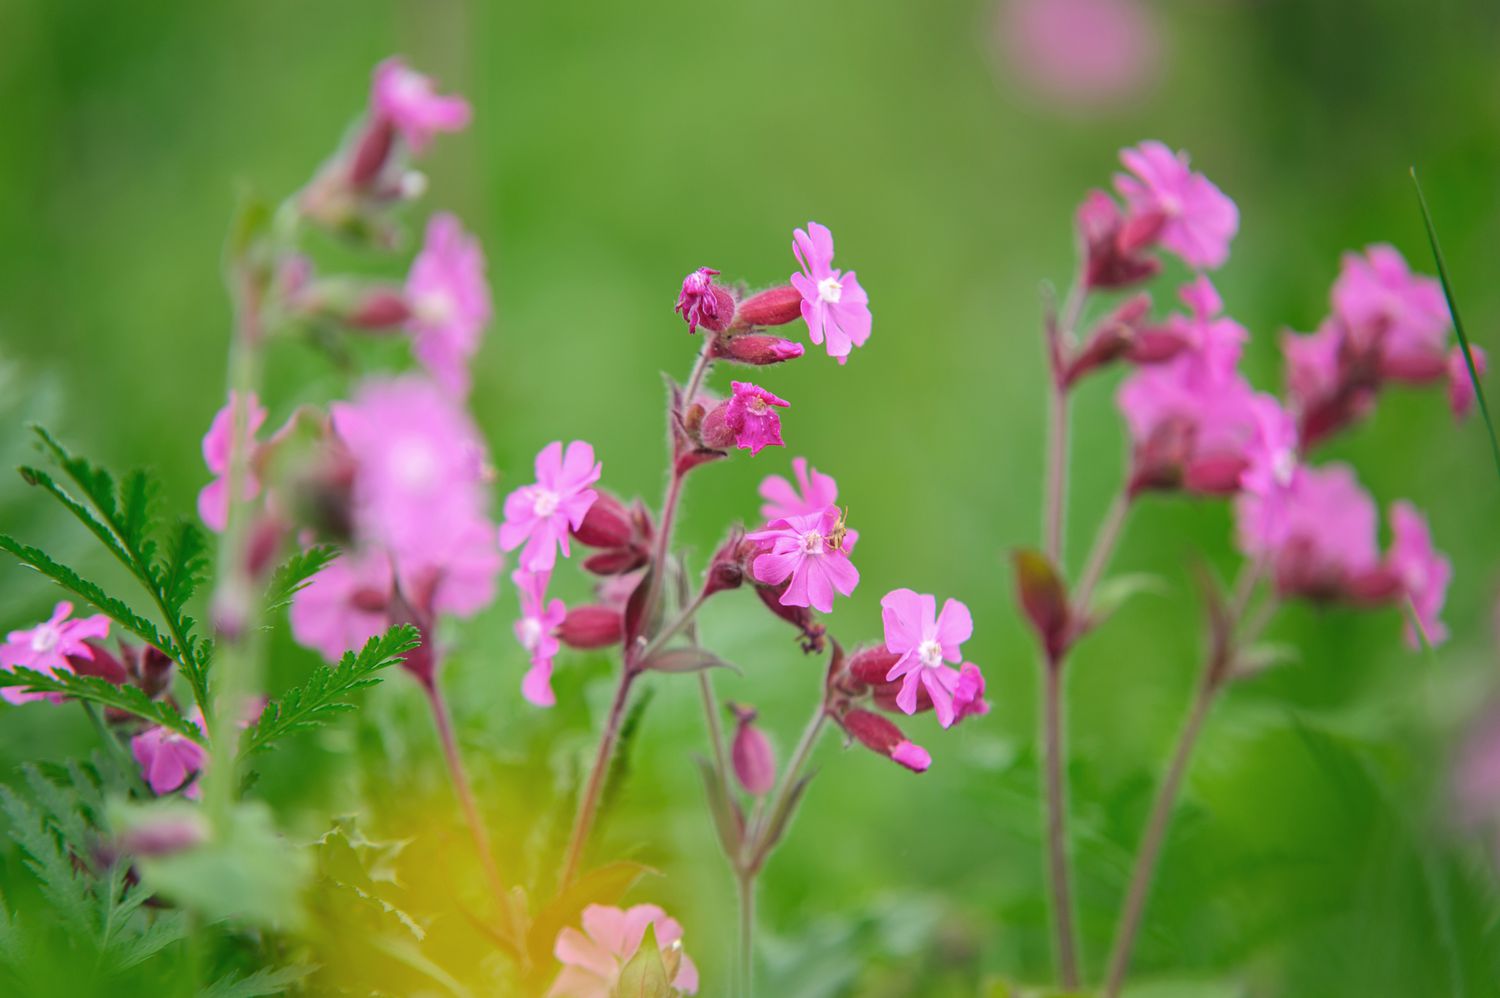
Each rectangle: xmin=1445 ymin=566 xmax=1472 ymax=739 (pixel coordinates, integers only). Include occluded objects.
xmin=561 ymin=669 xmax=636 ymax=887
xmin=737 ymin=869 xmax=756 ymax=998
xmin=1042 ymin=659 xmax=1080 ymax=988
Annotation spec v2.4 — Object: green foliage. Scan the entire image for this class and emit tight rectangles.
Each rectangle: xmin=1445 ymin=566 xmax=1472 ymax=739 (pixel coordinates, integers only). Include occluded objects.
xmin=199 ymin=963 xmax=316 ymax=998
xmin=265 ymin=544 xmax=338 ymax=613
xmin=0 ymin=533 xmax=172 ymax=650
xmin=238 ymin=625 xmax=420 ymax=757
xmin=614 ymin=923 xmax=675 ymax=997
xmin=0 ymin=668 xmax=204 ymax=742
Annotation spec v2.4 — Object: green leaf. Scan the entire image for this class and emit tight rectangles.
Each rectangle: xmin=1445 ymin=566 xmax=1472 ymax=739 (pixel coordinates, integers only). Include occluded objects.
xmin=158 ymin=518 xmax=211 ymax=615
xmin=199 ymin=964 xmax=316 ymax=998
xmin=0 ymin=782 xmax=93 ymax=938
xmin=614 ymin=923 xmax=673 ymax=998
xmin=1411 ymin=167 xmax=1500 ymax=483
xmin=238 ymin=625 xmax=419 ymax=756
xmin=693 ymin=756 xmax=743 ymax=859
xmin=639 ymin=647 xmax=737 ymax=674
xmin=0 ymin=533 xmax=169 ymax=648
xmin=0 ymin=668 xmax=204 ymax=742
xmin=265 ymin=544 xmax=338 ymax=612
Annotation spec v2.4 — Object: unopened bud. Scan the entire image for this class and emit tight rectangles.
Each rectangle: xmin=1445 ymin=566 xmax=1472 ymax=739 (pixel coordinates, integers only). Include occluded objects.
xmin=572 ymin=493 xmax=635 ymax=549
xmin=713 ymin=334 xmax=805 ymax=366
xmin=1011 ymin=549 xmax=1071 ymax=661
xmin=583 ymin=548 xmax=649 ymax=575
xmin=732 ymin=285 xmax=803 ymax=329
xmin=841 ymin=709 xmax=930 ymax=773
xmin=1078 ymin=190 xmax=1161 ymax=290
xmin=347 ymin=116 xmax=396 ymax=189
xmin=730 ymin=705 xmax=776 ymax=796
xmin=67 ymin=641 xmax=128 ymax=685
xmin=698 ymin=402 xmax=737 ymax=450
xmin=557 ymin=606 xmax=624 ymax=649
xmin=703 ymin=530 xmax=749 ymax=598
xmin=347 ymin=288 xmax=412 ymax=330
xmin=846 ymin=645 xmax=901 ymax=686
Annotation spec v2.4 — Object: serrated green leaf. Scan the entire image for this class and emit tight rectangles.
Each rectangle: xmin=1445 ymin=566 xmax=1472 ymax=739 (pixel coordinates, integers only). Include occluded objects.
xmin=0 ymin=783 xmax=93 ymax=937
xmin=238 ymin=625 xmax=419 ymax=756
xmin=0 ymin=668 xmax=203 ymax=742
xmin=265 ymin=544 xmax=338 ymax=612
xmin=158 ymin=518 xmax=211 ymax=614
xmin=0 ymin=533 xmax=170 ymax=648
xmin=199 ymin=963 xmax=316 ymax=998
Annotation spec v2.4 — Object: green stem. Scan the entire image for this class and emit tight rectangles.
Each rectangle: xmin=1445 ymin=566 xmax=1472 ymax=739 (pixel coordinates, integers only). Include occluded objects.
xmin=560 ymin=669 xmax=636 ymax=887
xmin=737 ymin=869 xmax=755 ymax=998
xmin=1041 ymin=657 xmax=1080 ymax=988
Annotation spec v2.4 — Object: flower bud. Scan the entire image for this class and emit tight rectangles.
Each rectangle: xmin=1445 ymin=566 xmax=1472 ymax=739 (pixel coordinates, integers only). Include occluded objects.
xmin=583 ymin=548 xmax=649 ymax=575
xmin=845 ymin=645 xmax=901 ymax=686
xmin=347 ymin=287 xmax=412 ymax=330
xmin=732 ymin=285 xmax=803 ymax=329
xmin=1078 ymin=190 xmax=1161 ymax=290
xmin=557 ymin=605 xmax=624 ymax=649
xmin=67 ymin=641 xmax=129 ymax=685
xmin=841 ymin=709 xmax=930 ymax=773
xmin=572 ymin=492 xmax=636 ymax=550
xmin=698 ymin=401 xmax=737 ymax=451
xmin=347 ymin=116 xmax=397 ymax=189
xmin=752 ymin=583 xmax=827 ymax=653
xmin=703 ymin=530 xmax=749 ymax=598
xmin=712 ymin=334 xmax=805 ymax=366
xmin=675 ymin=267 xmax=735 ymax=335
xmin=1011 ymin=549 xmax=1071 ymax=661
xmin=730 ymin=705 xmax=776 ymax=796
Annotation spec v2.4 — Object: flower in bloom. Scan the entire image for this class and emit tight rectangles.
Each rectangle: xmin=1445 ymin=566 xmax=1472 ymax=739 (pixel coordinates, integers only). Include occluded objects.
xmin=674 ymin=267 xmax=734 ymax=335
xmin=0 ymin=602 xmax=111 ymax=705
xmin=951 ymin=662 xmax=990 ymax=723
xmin=1001 ymin=0 xmax=1160 ymax=109
xmin=1233 ymin=395 xmax=1300 ymax=555
xmin=513 ymin=569 xmax=565 ymax=707
xmin=131 ymin=712 xmax=207 ymax=799
xmin=406 ymin=213 xmax=492 ymax=395
xmin=1114 ymin=141 xmax=1238 ymax=270
xmin=289 ymin=550 xmax=396 ymax=662
xmin=1244 ymin=463 xmax=1382 ymax=598
xmin=198 ymin=392 xmax=268 ymax=532
xmin=747 ymin=507 xmax=859 ymax=613
xmin=1449 ymin=344 xmax=1488 ymax=418
xmin=759 ymin=457 xmax=838 ymax=520
xmin=880 ymin=589 xmax=974 ymax=729
xmin=790 ymin=222 xmax=871 ymax=363
xmin=724 ymin=382 xmax=789 ymax=455
xmin=500 ymin=441 xmax=602 ymax=573
xmin=550 ymin=903 xmax=699 ymax=997
xmin=1388 ymin=501 xmax=1451 ymax=648
xmin=371 ymin=57 xmax=472 ymax=153
xmin=1331 ymin=244 xmax=1449 ymax=372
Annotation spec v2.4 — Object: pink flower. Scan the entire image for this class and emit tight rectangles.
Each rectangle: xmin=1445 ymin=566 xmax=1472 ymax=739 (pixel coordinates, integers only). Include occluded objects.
xmin=406 ymin=213 xmax=492 ymax=395
xmin=198 ymin=392 xmax=268 ymax=532
xmin=131 ymin=712 xmax=207 ymax=799
xmin=880 ymin=588 xmax=974 ymax=729
xmin=1449 ymin=344 xmax=1488 ymax=418
xmin=790 ymin=222 xmax=871 ymax=363
xmin=289 ymin=549 xmax=395 ymax=663
xmin=1388 ymin=501 xmax=1451 ymax=648
xmin=1001 ymin=0 xmax=1160 ymax=109
xmin=674 ymin=267 xmax=733 ymax=335
xmin=1114 ymin=141 xmax=1238 ymax=270
xmin=500 ymin=441 xmax=602 ymax=573
xmin=1256 ymin=464 xmax=1381 ymax=598
xmin=1282 ymin=321 xmax=1345 ymax=415
xmin=0 ymin=602 xmax=111 ymax=706
xmin=550 ymin=903 xmax=699 ymax=997
xmin=371 ymin=57 xmax=472 ymax=153
xmin=333 ymin=376 xmax=495 ymax=576
xmin=401 ymin=516 xmax=504 ymax=620
xmin=759 ymin=456 xmax=838 ymax=520
xmin=1233 ymin=395 xmax=1300 ymax=557
xmin=513 ymin=569 xmax=566 ymax=707
xmin=951 ymin=662 xmax=990 ymax=723
xmin=747 ymin=507 xmax=859 ymax=614
xmin=1331 ymin=245 xmax=1449 ymax=371
xmin=724 ymin=382 xmax=789 ymax=456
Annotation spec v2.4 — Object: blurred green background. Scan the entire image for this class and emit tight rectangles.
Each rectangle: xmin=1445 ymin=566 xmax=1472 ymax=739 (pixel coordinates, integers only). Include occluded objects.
xmin=3 ymin=0 xmax=1500 ymax=994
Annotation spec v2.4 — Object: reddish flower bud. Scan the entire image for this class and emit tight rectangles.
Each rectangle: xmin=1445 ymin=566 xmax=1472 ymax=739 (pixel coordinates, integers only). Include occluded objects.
xmin=703 ymin=529 xmax=750 ymax=598
xmin=730 ymin=705 xmax=776 ymax=796
xmin=698 ymin=401 xmax=737 ymax=450
xmin=347 ymin=288 xmax=412 ymax=329
xmin=846 ymin=645 xmax=901 ymax=686
xmin=583 ymin=548 xmax=649 ymax=575
xmin=712 ymin=334 xmax=805 ymax=366
xmin=347 ymin=116 xmax=396 ymax=189
xmin=1012 ymin=549 xmax=1071 ymax=661
xmin=1126 ymin=327 xmax=1191 ymax=365
xmin=572 ymin=492 xmax=636 ymax=549
xmin=1065 ymin=294 xmax=1153 ymax=386
xmin=732 ymin=285 xmax=803 ymax=329
xmin=754 ymin=583 xmax=826 ymax=654
xmin=67 ymin=642 xmax=129 ymax=685
xmin=1078 ymin=190 xmax=1162 ymax=291
xmin=557 ymin=605 xmax=624 ymax=649
xmin=840 ymin=709 xmax=930 ymax=773
xmin=675 ymin=267 xmax=735 ymax=334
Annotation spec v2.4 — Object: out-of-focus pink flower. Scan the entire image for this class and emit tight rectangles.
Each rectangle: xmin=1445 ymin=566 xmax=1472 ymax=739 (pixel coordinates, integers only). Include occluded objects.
xmin=406 ymin=213 xmax=491 ymax=395
xmin=951 ymin=662 xmax=990 ymax=723
xmin=371 ymin=57 xmax=472 ymax=153
xmin=1332 ymin=245 xmax=1449 ymax=372
xmin=1001 ymin=0 xmax=1160 ymax=110
xmin=289 ymin=549 xmax=395 ymax=663
xmin=790 ymin=222 xmax=871 ymax=363
xmin=1255 ymin=464 xmax=1381 ymax=599
xmin=1282 ymin=321 xmax=1345 ymax=414
xmin=400 ymin=516 xmax=503 ymax=619
xmin=131 ymin=712 xmax=206 ymax=799
xmin=674 ymin=267 xmax=734 ymax=335
xmin=513 ymin=568 xmax=565 ymax=707
xmin=1114 ymin=141 xmax=1238 ymax=270
xmin=500 ymin=441 xmax=602 ymax=573
xmin=724 ymin=382 xmax=789 ymax=456
xmin=198 ymin=392 xmax=268 ymax=532
xmin=1388 ymin=500 xmax=1450 ymax=648
xmin=880 ymin=589 xmax=974 ymax=729
xmin=1449 ymin=344 xmax=1488 ymax=418
xmin=747 ymin=507 xmax=859 ymax=614
xmin=550 ymin=903 xmax=699 ymax=997
xmin=0 ymin=602 xmax=111 ymax=705
xmin=1234 ymin=395 xmax=1300 ymax=556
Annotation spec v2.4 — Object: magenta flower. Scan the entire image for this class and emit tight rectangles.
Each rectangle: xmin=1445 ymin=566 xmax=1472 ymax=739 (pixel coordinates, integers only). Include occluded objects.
xmin=1252 ymin=463 xmax=1382 ymax=598
xmin=550 ymin=903 xmax=699 ymax=997
xmin=406 ymin=213 xmax=492 ymax=395
xmin=790 ymin=222 xmax=871 ymax=363
xmin=1449 ymin=344 xmax=1488 ymax=418
xmin=289 ymin=550 xmax=395 ymax=663
xmin=674 ymin=267 xmax=733 ymax=335
xmin=1003 ymin=0 xmax=1160 ymax=109
xmin=131 ymin=712 xmax=207 ymax=799
xmin=880 ymin=588 xmax=974 ymax=729
xmin=371 ymin=57 xmax=472 ymax=153
xmin=1233 ymin=395 xmax=1300 ymax=557
xmin=951 ymin=662 xmax=991 ymax=723
xmin=1282 ymin=321 xmax=1344 ymax=416
xmin=759 ymin=456 xmax=838 ymax=520
xmin=513 ymin=568 xmax=566 ymax=707
xmin=1114 ymin=140 xmax=1238 ymax=270
xmin=500 ymin=441 xmax=602 ymax=573
xmin=747 ymin=507 xmax=859 ymax=614
xmin=1388 ymin=501 xmax=1450 ymax=648
xmin=198 ymin=392 xmax=268 ymax=532
xmin=0 ymin=602 xmax=111 ymax=706
xmin=401 ymin=515 xmax=504 ymax=620
xmin=1331 ymin=244 xmax=1449 ymax=370
xmin=724 ymin=382 xmax=790 ymax=455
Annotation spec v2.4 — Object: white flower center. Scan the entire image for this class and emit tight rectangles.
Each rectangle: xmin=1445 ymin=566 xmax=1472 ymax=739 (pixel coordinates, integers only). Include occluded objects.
xmin=415 ymin=290 xmax=456 ymax=326
xmin=391 ymin=440 xmax=438 ymax=490
xmin=518 ymin=617 xmax=543 ymax=651
xmin=746 ymin=395 xmax=769 ymax=415
xmin=801 ymin=531 xmax=825 ymax=555
xmin=532 ymin=488 xmax=561 ymax=518
xmin=392 ymin=69 xmax=427 ymax=104
xmin=817 ymin=276 xmax=843 ymax=304
xmin=918 ymin=639 xmax=943 ymax=669
xmin=30 ymin=625 xmax=59 ymax=654
xmin=1272 ymin=450 xmax=1295 ymax=488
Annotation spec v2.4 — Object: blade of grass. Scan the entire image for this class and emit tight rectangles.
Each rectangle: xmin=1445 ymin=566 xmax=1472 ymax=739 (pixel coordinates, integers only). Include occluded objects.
xmin=1411 ymin=166 xmax=1500 ymax=482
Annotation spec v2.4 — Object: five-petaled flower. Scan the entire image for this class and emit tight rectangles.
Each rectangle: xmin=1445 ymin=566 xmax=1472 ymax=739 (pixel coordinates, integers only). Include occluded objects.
xmin=371 ymin=57 xmax=472 ymax=153
xmin=550 ymin=903 xmax=699 ymax=997
xmin=500 ymin=441 xmax=603 ymax=573
xmin=406 ymin=212 xmax=492 ymax=395
xmin=747 ymin=507 xmax=860 ymax=613
xmin=1114 ymin=140 xmax=1238 ymax=270
xmin=0 ymin=602 xmax=111 ymax=706
xmin=880 ymin=588 xmax=975 ymax=728
xmin=790 ymin=222 xmax=871 ymax=363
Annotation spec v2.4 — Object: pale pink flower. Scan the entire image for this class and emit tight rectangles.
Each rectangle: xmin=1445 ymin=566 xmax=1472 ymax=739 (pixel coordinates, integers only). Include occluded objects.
xmin=500 ymin=441 xmax=602 ymax=573
xmin=289 ymin=549 xmax=395 ymax=663
xmin=371 ymin=57 xmax=472 ymax=153
xmin=880 ymin=589 xmax=974 ymax=729
xmin=0 ymin=602 xmax=111 ymax=705
xmin=790 ymin=222 xmax=871 ymax=363
xmin=198 ymin=392 xmax=268 ymax=532
xmin=747 ymin=507 xmax=859 ymax=614
xmin=550 ymin=903 xmax=699 ymax=997
xmin=1449 ymin=344 xmax=1488 ymax=418
xmin=1331 ymin=245 xmax=1449 ymax=370
xmin=1114 ymin=141 xmax=1238 ymax=270
xmin=513 ymin=568 xmax=565 ymax=708
xmin=406 ymin=213 xmax=492 ymax=395
xmin=131 ymin=711 xmax=206 ymax=799
xmin=1001 ymin=0 xmax=1160 ymax=109
xmin=400 ymin=516 xmax=504 ymax=619
xmin=1388 ymin=501 xmax=1451 ymax=648
xmin=725 ymin=382 xmax=789 ymax=456
xmin=759 ymin=457 xmax=838 ymax=520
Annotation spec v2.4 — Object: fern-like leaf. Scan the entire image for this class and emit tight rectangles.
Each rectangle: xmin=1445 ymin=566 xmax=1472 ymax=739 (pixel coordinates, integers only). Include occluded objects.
xmin=0 ymin=782 xmax=94 ymax=938
xmin=158 ymin=518 xmax=211 ymax=615
xmin=265 ymin=544 xmax=338 ymax=612
xmin=0 ymin=534 xmax=170 ymax=649
xmin=0 ymin=669 xmax=203 ymax=742
xmin=239 ymin=625 xmax=419 ymax=756
xmin=199 ymin=964 xmax=317 ymax=998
